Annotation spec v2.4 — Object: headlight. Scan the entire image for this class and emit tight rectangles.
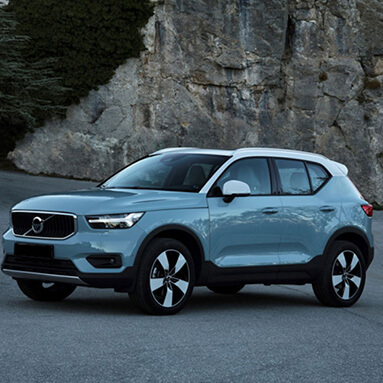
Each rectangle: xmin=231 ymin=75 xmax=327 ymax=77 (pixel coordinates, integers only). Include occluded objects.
xmin=86 ymin=212 xmax=144 ymax=229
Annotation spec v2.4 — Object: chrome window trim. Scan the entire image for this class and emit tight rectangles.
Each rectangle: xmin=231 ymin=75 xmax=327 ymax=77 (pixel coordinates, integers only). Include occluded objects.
xmin=11 ymin=210 xmax=78 ymax=240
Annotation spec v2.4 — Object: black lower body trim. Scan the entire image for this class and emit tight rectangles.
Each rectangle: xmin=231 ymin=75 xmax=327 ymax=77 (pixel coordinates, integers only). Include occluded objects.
xmin=197 ymin=255 xmax=325 ymax=286
xmin=277 ymin=255 xmax=325 ymax=283
xmin=77 ymin=267 xmax=135 ymax=291
xmin=2 ymin=254 xmax=78 ymax=276
xmin=367 ymin=246 xmax=374 ymax=268
xmin=2 ymin=254 xmax=135 ymax=291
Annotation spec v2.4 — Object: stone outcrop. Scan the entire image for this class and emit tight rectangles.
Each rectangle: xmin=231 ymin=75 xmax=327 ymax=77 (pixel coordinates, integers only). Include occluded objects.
xmin=9 ymin=0 xmax=383 ymax=205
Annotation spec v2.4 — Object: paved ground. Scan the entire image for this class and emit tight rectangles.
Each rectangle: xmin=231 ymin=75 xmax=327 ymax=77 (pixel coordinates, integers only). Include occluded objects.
xmin=0 ymin=170 xmax=382 ymax=383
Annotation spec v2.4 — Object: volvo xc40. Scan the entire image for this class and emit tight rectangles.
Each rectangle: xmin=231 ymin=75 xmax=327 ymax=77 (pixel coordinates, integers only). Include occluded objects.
xmin=1 ymin=148 xmax=374 ymax=314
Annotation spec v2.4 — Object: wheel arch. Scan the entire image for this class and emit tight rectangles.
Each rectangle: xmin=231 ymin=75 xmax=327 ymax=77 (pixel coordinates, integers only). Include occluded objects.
xmin=134 ymin=224 xmax=206 ymax=282
xmin=324 ymin=227 xmax=372 ymax=266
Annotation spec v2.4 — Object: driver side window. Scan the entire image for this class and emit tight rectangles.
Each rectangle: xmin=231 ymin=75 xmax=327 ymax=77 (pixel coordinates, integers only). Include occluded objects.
xmin=215 ymin=158 xmax=271 ymax=196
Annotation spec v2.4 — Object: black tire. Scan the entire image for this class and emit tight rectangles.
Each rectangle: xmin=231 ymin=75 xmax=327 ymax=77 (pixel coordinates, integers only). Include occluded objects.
xmin=129 ymin=238 xmax=195 ymax=315
xmin=207 ymin=284 xmax=245 ymax=294
xmin=17 ymin=279 xmax=76 ymax=301
xmin=312 ymin=240 xmax=366 ymax=307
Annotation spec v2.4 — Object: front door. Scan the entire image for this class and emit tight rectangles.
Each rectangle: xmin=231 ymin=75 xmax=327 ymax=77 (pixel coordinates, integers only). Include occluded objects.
xmin=207 ymin=158 xmax=282 ymax=270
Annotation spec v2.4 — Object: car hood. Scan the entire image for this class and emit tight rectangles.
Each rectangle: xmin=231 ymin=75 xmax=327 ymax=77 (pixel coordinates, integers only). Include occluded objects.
xmin=12 ymin=188 xmax=208 ymax=215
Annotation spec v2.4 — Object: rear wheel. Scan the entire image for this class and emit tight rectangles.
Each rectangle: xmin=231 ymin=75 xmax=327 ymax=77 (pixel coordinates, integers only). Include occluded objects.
xmin=207 ymin=284 xmax=245 ymax=294
xmin=312 ymin=241 xmax=366 ymax=307
xmin=129 ymin=238 xmax=195 ymax=315
xmin=17 ymin=279 xmax=76 ymax=301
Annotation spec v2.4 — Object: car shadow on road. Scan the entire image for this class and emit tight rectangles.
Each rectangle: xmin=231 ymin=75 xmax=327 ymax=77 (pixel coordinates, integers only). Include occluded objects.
xmin=8 ymin=287 xmax=319 ymax=316
xmin=10 ymin=294 xmax=140 ymax=316
xmin=186 ymin=289 xmax=318 ymax=311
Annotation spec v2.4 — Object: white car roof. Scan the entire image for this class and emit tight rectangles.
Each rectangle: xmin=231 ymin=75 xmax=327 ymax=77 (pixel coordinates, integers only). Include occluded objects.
xmin=151 ymin=147 xmax=347 ymax=176
xmin=151 ymin=147 xmax=234 ymax=156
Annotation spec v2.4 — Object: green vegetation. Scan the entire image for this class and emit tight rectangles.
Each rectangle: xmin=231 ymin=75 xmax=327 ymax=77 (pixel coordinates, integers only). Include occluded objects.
xmin=0 ymin=0 xmax=153 ymax=158
xmin=0 ymin=8 xmax=66 ymax=157
xmin=7 ymin=0 xmax=153 ymax=105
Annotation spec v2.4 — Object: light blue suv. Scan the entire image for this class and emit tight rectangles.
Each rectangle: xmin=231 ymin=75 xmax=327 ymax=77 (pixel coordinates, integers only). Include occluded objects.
xmin=1 ymin=148 xmax=374 ymax=314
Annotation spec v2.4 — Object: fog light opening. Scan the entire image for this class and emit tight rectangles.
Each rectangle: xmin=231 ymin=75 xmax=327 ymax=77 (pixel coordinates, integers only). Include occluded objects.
xmin=86 ymin=254 xmax=122 ymax=269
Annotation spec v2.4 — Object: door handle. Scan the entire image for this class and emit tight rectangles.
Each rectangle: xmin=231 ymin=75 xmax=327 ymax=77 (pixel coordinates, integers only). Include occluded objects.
xmin=262 ymin=208 xmax=278 ymax=215
xmin=320 ymin=206 xmax=335 ymax=212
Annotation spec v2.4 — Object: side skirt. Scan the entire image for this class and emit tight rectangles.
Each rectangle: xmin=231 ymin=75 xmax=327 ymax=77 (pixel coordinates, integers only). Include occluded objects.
xmin=196 ymin=255 xmax=325 ymax=286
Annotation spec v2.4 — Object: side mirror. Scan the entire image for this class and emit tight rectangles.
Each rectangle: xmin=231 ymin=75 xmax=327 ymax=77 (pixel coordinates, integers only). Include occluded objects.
xmin=222 ymin=180 xmax=251 ymax=203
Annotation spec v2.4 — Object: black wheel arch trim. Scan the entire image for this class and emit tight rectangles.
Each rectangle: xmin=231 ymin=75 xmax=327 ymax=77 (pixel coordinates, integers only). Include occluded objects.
xmin=133 ymin=224 xmax=206 ymax=270
xmin=324 ymin=226 xmax=373 ymax=267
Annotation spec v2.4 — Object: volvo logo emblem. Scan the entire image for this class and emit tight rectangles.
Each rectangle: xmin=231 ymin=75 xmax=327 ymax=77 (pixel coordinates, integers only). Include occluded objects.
xmin=32 ymin=216 xmax=44 ymax=234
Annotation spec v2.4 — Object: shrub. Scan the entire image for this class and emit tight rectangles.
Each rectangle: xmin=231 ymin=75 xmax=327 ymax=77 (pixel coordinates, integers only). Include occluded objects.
xmin=0 ymin=9 xmax=66 ymax=157
xmin=1 ymin=0 xmax=153 ymax=158
xmin=7 ymin=0 xmax=154 ymax=105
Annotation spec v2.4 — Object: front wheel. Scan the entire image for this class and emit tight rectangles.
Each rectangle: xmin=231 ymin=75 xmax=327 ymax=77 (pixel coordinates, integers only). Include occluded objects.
xmin=17 ymin=279 xmax=77 ymax=301
xmin=312 ymin=240 xmax=366 ymax=307
xmin=129 ymin=238 xmax=195 ymax=315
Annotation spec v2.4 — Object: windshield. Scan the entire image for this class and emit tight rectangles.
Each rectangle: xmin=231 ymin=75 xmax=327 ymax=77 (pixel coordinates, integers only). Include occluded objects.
xmin=101 ymin=153 xmax=229 ymax=192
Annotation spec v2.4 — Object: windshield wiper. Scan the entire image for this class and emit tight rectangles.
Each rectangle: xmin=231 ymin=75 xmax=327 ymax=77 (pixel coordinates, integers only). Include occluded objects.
xmin=121 ymin=186 xmax=162 ymax=190
xmin=99 ymin=186 xmax=156 ymax=190
xmin=98 ymin=185 xmax=124 ymax=189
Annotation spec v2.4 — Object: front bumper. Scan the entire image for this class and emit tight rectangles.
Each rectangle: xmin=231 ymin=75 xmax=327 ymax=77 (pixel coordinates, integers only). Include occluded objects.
xmin=1 ymin=253 xmax=136 ymax=291
xmin=1 ymin=221 xmax=146 ymax=291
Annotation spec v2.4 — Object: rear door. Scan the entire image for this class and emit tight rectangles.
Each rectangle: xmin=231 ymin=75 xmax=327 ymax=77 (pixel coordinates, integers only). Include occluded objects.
xmin=273 ymin=158 xmax=339 ymax=266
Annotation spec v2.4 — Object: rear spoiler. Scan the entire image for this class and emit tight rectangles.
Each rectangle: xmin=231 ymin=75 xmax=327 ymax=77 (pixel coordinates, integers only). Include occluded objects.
xmin=332 ymin=161 xmax=348 ymax=176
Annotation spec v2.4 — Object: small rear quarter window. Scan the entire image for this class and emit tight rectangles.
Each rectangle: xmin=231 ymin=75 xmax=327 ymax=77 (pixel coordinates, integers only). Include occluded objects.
xmin=306 ymin=163 xmax=330 ymax=192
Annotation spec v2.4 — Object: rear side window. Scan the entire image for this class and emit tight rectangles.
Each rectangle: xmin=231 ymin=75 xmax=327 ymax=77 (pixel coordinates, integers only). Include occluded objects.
xmin=275 ymin=159 xmax=311 ymax=195
xmin=306 ymin=163 xmax=330 ymax=192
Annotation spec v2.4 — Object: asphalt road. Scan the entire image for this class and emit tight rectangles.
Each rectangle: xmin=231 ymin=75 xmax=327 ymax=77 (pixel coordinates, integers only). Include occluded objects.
xmin=0 ymin=170 xmax=382 ymax=383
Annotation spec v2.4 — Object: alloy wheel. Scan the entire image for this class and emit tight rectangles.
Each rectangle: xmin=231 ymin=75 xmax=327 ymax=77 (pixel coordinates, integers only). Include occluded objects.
xmin=149 ymin=249 xmax=190 ymax=308
xmin=332 ymin=250 xmax=362 ymax=300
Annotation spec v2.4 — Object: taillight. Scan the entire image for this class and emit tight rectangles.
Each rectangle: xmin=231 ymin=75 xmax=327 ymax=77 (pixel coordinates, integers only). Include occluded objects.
xmin=361 ymin=204 xmax=373 ymax=217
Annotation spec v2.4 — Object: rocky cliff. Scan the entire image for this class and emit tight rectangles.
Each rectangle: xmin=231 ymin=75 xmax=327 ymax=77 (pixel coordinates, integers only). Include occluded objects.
xmin=9 ymin=0 xmax=383 ymax=205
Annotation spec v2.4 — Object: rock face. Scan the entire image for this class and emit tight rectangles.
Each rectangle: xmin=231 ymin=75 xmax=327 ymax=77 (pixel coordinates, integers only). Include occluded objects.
xmin=9 ymin=0 xmax=383 ymax=205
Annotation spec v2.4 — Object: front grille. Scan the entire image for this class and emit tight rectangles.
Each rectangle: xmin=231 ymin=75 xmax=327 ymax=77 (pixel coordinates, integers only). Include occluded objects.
xmin=2 ymin=254 xmax=78 ymax=276
xmin=12 ymin=211 xmax=76 ymax=239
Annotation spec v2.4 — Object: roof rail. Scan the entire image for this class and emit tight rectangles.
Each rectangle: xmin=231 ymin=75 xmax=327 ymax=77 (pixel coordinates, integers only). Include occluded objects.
xmin=234 ymin=147 xmax=327 ymax=159
xmin=150 ymin=147 xmax=199 ymax=155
